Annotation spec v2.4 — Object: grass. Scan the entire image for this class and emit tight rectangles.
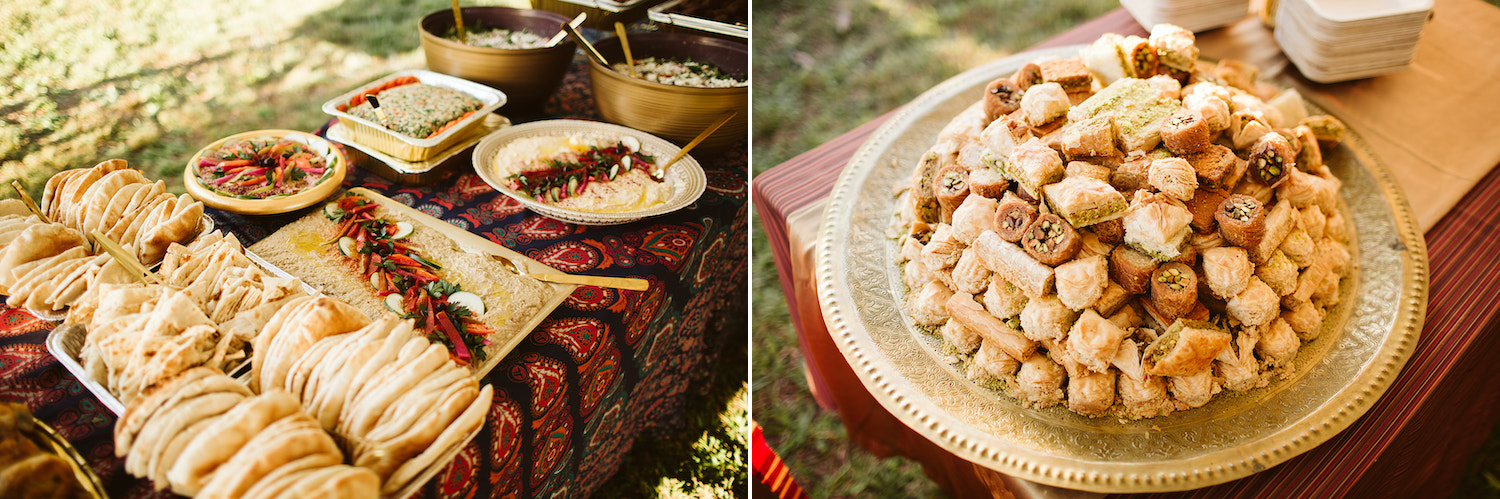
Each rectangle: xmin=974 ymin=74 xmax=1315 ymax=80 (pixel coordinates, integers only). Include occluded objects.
xmin=750 ymin=1 xmax=1117 ymax=496
xmin=1 ymin=1 xmax=747 ymax=497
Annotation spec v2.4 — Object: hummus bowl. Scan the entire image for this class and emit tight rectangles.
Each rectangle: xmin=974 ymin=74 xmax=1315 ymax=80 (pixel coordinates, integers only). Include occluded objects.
xmin=473 ymin=119 xmax=706 ymax=225
xmin=183 ymin=129 xmax=347 ymax=215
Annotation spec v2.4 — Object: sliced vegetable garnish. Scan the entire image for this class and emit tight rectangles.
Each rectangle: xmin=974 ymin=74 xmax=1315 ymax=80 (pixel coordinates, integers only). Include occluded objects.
xmin=327 ymin=193 xmax=493 ymax=365
xmin=503 ymin=139 xmax=660 ymax=202
xmin=196 ymin=136 xmax=331 ymax=199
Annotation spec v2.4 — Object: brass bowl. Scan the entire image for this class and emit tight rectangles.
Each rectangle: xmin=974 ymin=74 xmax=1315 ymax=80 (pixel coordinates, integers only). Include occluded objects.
xmin=418 ymin=7 xmax=576 ymax=113
xmin=587 ymin=32 xmax=747 ymax=152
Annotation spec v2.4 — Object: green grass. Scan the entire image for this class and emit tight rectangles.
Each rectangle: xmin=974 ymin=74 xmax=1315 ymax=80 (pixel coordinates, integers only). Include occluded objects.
xmin=1 ymin=2 xmax=747 ymax=497
xmin=0 ymin=0 xmax=526 ymax=199
xmin=750 ymin=1 xmax=1117 ymax=496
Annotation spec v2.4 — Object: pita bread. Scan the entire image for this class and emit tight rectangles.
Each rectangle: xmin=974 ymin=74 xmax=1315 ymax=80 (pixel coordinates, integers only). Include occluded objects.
xmin=339 ymin=325 xmax=421 ymax=429
xmin=294 ymin=465 xmax=381 ymax=499
xmin=0 ymin=199 xmax=27 ymax=218
xmin=344 ymin=343 xmax=449 ymax=437
xmin=115 ymin=368 xmax=247 ymax=449
xmin=128 ymin=391 xmax=242 ymax=477
xmin=249 ymin=296 xmax=314 ymax=392
xmin=358 ymin=382 xmax=476 ymax=477
xmin=56 ymin=168 xmax=102 ymax=226
xmin=93 ymin=158 xmax=129 ymax=175
xmin=151 ymin=415 xmax=220 ymax=491
xmin=114 ymin=367 xmax=220 ymax=454
xmin=7 ymin=247 xmax=89 ymax=308
xmin=284 ymin=332 xmax=340 ymax=401
xmin=383 ymin=384 xmax=492 ymax=493
xmin=0 ymin=223 xmax=85 ymax=287
xmin=98 ymin=182 xmax=145 ymax=234
xmin=195 ymin=415 xmax=339 ymax=499
xmin=121 ymin=194 xmax=171 ymax=249
xmin=45 ymin=253 xmax=108 ymax=310
xmin=132 ymin=324 xmax=222 ymax=396
xmin=262 ymin=297 xmax=369 ymax=394
xmin=104 ymin=181 xmax=160 ymax=242
xmin=41 ymin=169 xmax=75 ymax=219
xmin=370 ymin=364 xmax=469 ymax=440
xmin=139 ymin=196 xmax=202 ymax=264
xmin=308 ymin=331 xmax=384 ymax=430
xmin=236 ymin=453 xmax=341 ymax=499
xmin=21 ymin=255 xmax=89 ymax=311
xmin=79 ymin=169 xmax=147 ymax=235
xmin=167 ymin=390 xmax=302 ymax=495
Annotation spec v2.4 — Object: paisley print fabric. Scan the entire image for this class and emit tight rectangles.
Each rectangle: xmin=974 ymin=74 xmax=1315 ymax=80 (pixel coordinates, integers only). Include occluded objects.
xmin=0 ymin=46 xmax=745 ymax=499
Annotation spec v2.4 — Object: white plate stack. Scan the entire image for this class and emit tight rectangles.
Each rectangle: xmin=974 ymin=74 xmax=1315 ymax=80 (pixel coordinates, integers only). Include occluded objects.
xmin=1274 ymin=0 xmax=1433 ymax=83
xmin=1121 ymin=0 xmax=1251 ymax=32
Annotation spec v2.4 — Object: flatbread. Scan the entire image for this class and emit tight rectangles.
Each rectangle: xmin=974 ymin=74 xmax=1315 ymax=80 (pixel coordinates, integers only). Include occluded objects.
xmin=0 ymin=223 xmax=85 ymax=287
xmin=79 ymin=168 xmax=147 ymax=235
xmin=383 ymin=384 xmax=492 ymax=493
xmin=115 ymin=370 xmax=248 ymax=453
xmin=295 ymin=465 xmax=380 ymax=499
xmin=56 ymin=168 xmax=102 ymax=226
xmin=237 ymin=453 xmax=341 ymax=499
xmin=344 ymin=343 xmax=449 ymax=437
xmin=195 ymin=415 xmax=340 ymax=499
xmin=128 ymin=391 xmax=242 ymax=478
xmin=249 ymin=295 xmax=314 ymax=392
xmin=262 ymin=297 xmax=369 ymax=395
xmin=167 ymin=390 xmax=302 ymax=496
xmin=151 ymin=415 xmax=220 ymax=491
xmin=357 ymin=381 xmax=477 ymax=478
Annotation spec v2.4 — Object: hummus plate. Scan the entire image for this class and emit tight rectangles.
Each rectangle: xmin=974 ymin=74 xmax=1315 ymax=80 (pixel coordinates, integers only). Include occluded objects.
xmin=473 ymin=119 xmax=706 ymax=225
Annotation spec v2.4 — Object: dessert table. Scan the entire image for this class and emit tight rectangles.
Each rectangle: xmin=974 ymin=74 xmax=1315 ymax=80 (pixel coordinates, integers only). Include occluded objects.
xmin=0 ymin=45 xmax=748 ymax=498
xmin=755 ymin=1 xmax=1500 ymax=497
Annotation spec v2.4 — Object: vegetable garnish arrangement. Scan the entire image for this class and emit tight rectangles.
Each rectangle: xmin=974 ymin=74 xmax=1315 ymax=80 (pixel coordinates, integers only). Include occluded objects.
xmin=324 ymin=193 xmax=494 ymax=365
xmin=501 ymin=136 xmax=660 ymax=203
xmin=194 ymin=136 xmax=332 ymax=199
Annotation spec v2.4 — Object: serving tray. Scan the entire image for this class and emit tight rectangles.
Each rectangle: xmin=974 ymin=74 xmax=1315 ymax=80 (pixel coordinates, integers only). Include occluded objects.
xmin=814 ymin=46 xmax=1428 ymax=492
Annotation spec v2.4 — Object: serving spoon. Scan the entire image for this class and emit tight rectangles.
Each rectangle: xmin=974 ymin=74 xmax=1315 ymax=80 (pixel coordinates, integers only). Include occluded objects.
xmin=494 ymin=253 xmax=650 ymax=291
xmin=651 ymin=111 xmax=736 ymax=181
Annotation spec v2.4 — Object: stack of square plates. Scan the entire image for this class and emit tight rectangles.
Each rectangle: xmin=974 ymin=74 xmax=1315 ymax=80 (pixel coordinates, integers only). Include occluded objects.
xmin=1121 ymin=0 xmax=1251 ymax=32
xmin=1274 ymin=0 xmax=1433 ymax=82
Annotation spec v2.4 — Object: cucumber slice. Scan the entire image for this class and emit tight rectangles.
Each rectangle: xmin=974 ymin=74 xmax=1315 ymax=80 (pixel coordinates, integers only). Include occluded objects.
xmin=370 ymin=271 xmax=382 ymax=288
xmin=621 ymin=136 xmax=641 ymax=153
xmin=384 ymin=293 xmax=405 ymax=313
xmin=390 ymin=221 xmax=414 ymax=240
xmin=336 ymin=237 xmax=357 ymax=257
xmin=323 ymin=202 xmax=344 ymax=220
xmin=447 ymin=291 xmax=485 ymax=316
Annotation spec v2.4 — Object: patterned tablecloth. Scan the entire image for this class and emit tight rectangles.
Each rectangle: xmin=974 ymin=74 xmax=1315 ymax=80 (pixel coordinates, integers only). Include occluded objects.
xmin=0 ymin=44 xmax=748 ymax=498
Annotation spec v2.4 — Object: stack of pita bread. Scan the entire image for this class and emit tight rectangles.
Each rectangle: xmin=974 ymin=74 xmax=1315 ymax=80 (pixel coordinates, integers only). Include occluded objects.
xmin=71 ymin=231 xmax=311 ymax=404
xmin=0 ymin=200 xmax=142 ymax=313
xmin=262 ymin=310 xmax=493 ymax=495
xmin=39 ymin=159 xmax=204 ymax=265
xmin=114 ymin=367 xmax=379 ymax=498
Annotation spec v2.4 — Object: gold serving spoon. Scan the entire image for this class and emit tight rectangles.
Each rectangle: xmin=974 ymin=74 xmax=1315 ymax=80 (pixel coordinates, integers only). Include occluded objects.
xmin=450 ymin=0 xmax=467 ymax=45
xmin=651 ymin=111 xmax=737 ymax=181
xmin=614 ymin=22 xmax=638 ymax=78
xmin=494 ymin=253 xmax=650 ymax=291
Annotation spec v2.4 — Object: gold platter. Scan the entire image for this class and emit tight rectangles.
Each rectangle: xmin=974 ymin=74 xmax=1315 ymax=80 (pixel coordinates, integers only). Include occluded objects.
xmin=814 ymin=46 xmax=1429 ymax=492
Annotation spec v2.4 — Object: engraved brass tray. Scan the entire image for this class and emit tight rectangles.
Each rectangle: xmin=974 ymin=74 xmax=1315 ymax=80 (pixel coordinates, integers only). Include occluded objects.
xmin=814 ymin=46 xmax=1429 ymax=492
